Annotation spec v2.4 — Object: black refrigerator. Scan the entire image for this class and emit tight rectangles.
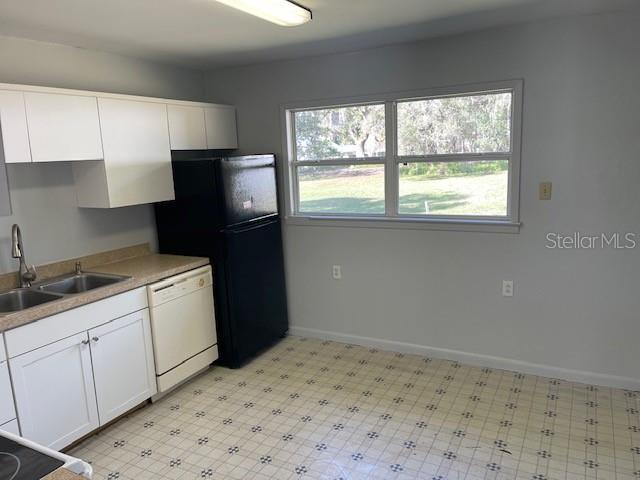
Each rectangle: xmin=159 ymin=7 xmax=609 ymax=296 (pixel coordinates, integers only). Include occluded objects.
xmin=154 ymin=153 xmax=289 ymax=368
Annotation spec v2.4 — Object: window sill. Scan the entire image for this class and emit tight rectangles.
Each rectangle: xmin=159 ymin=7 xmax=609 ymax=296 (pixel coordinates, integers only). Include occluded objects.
xmin=284 ymin=215 xmax=521 ymax=233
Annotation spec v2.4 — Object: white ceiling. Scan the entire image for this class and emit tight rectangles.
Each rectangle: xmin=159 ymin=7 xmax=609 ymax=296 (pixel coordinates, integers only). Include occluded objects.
xmin=0 ymin=0 xmax=636 ymax=70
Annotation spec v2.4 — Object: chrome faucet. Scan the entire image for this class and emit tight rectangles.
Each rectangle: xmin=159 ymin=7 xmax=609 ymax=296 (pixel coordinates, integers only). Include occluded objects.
xmin=11 ymin=224 xmax=37 ymax=288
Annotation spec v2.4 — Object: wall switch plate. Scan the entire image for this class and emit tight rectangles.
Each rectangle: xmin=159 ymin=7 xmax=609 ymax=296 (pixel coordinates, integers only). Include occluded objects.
xmin=332 ymin=265 xmax=342 ymax=280
xmin=502 ymin=280 xmax=514 ymax=297
xmin=539 ymin=181 xmax=552 ymax=200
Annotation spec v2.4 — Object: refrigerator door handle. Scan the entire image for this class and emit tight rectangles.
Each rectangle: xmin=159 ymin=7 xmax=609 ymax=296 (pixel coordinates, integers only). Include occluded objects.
xmin=226 ymin=219 xmax=278 ymax=235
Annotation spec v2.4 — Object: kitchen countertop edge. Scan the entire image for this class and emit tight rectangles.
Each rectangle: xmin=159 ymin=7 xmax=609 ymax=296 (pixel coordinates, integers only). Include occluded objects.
xmin=0 ymin=254 xmax=210 ymax=333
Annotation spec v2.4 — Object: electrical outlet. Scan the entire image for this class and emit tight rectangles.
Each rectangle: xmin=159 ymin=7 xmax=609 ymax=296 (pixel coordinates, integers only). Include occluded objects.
xmin=539 ymin=181 xmax=552 ymax=200
xmin=502 ymin=280 xmax=514 ymax=297
xmin=332 ymin=265 xmax=342 ymax=280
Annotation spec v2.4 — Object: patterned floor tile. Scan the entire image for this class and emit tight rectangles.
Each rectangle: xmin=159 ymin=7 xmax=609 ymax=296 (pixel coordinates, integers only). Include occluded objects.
xmin=69 ymin=336 xmax=640 ymax=480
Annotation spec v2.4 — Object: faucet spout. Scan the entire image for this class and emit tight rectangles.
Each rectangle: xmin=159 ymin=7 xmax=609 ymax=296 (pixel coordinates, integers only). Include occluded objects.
xmin=11 ymin=224 xmax=23 ymax=259
xmin=11 ymin=224 xmax=36 ymax=288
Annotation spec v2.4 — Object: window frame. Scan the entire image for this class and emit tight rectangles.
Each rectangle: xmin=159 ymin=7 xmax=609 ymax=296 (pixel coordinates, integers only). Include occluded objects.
xmin=281 ymin=80 xmax=523 ymax=233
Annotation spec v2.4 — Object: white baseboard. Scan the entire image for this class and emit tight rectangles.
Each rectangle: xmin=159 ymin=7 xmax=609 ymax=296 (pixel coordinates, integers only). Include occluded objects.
xmin=289 ymin=326 xmax=640 ymax=390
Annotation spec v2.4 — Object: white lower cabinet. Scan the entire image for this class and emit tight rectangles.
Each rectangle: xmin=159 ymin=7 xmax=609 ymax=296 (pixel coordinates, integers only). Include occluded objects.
xmin=90 ymin=310 xmax=157 ymax=424
xmin=9 ymin=332 xmax=99 ymax=450
xmin=5 ymin=288 xmax=155 ymax=450
xmin=0 ymin=360 xmax=17 ymax=426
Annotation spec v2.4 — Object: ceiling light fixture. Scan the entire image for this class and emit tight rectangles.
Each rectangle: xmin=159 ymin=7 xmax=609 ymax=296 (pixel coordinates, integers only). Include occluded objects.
xmin=215 ymin=0 xmax=312 ymax=27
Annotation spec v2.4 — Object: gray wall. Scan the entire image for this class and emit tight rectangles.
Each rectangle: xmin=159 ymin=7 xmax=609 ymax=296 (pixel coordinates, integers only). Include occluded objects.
xmin=0 ymin=36 xmax=205 ymax=273
xmin=205 ymin=11 xmax=640 ymax=384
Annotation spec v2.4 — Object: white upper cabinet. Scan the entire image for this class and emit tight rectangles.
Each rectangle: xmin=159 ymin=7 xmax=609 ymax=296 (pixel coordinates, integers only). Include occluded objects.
xmin=169 ymin=103 xmax=238 ymax=150
xmin=24 ymin=92 xmax=103 ymax=162
xmin=0 ymin=83 xmax=236 ymax=206
xmin=205 ymin=105 xmax=238 ymax=149
xmin=74 ymin=98 xmax=175 ymax=208
xmin=99 ymin=98 xmax=175 ymax=206
xmin=0 ymin=90 xmax=31 ymax=164
xmin=167 ymin=104 xmax=207 ymax=150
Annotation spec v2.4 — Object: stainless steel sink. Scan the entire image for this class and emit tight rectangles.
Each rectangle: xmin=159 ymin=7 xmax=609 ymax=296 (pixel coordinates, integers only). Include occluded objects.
xmin=37 ymin=272 xmax=130 ymax=295
xmin=0 ymin=289 xmax=64 ymax=314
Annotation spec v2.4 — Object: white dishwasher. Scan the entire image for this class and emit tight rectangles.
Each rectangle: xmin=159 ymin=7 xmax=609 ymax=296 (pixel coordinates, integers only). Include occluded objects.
xmin=147 ymin=265 xmax=218 ymax=394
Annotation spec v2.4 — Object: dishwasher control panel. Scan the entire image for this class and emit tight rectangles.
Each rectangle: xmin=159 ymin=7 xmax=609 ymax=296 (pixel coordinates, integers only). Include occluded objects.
xmin=148 ymin=265 xmax=213 ymax=307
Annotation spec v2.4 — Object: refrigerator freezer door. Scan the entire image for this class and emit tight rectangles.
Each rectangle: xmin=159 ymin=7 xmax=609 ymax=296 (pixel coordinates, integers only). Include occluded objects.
xmin=218 ymin=155 xmax=278 ymax=227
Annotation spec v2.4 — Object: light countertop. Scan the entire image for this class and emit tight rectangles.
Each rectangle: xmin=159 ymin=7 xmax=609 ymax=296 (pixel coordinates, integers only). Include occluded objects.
xmin=0 ymin=253 xmax=209 ymax=333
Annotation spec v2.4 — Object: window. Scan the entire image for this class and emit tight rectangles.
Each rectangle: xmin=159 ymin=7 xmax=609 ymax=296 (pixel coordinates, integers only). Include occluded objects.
xmin=292 ymin=104 xmax=386 ymax=215
xmin=284 ymin=81 xmax=522 ymax=231
xmin=396 ymin=91 xmax=513 ymax=219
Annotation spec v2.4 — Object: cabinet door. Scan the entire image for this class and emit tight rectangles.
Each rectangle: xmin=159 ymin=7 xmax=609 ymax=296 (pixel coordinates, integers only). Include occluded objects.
xmin=9 ymin=333 xmax=99 ymax=450
xmin=0 ymin=90 xmax=31 ymax=163
xmin=0 ymin=361 xmax=16 ymax=425
xmin=167 ymin=104 xmax=207 ymax=150
xmin=204 ymin=106 xmax=238 ymax=149
xmin=24 ymin=92 xmax=103 ymax=162
xmin=97 ymin=98 xmax=174 ymax=207
xmin=89 ymin=309 xmax=156 ymax=425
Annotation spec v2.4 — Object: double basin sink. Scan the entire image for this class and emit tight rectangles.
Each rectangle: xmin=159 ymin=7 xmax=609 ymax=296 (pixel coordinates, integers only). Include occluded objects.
xmin=0 ymin=272 xmax=130 ymax=315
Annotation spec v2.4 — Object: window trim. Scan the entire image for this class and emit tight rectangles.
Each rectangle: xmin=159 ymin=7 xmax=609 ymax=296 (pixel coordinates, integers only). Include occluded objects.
xmin=281 ymin=80 xmax=523 ymax=233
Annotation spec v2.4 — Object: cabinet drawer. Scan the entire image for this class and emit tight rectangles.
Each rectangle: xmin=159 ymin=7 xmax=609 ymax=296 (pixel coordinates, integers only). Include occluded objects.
xmin=5 ymin=287 xmax=148 ymax=358
xmin=0 ymin=361 xmax=16 ymax=425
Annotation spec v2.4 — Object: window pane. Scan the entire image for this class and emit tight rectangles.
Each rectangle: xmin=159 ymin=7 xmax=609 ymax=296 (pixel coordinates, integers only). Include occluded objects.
xmin=294 ymin=104 xmax=385 ymax=161
xmin=397 ymin=92 xmax=512 ymax=156
xmin=398 ymin=160 xmax=509 ymax=216
xmin=298 ymin=165 xmax=385 ymax=215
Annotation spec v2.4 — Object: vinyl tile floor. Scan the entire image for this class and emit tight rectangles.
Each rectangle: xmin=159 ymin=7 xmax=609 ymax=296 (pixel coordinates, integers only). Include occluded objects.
xmin=69 ymin=336 xmax=640 ymax=480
